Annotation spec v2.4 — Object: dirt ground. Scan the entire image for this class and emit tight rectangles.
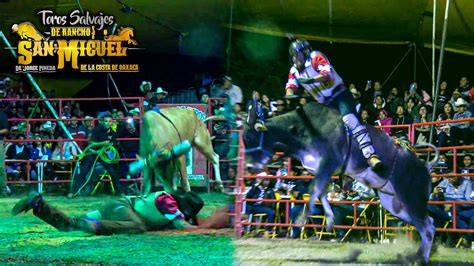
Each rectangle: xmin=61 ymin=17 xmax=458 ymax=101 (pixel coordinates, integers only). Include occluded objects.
xmin=0 ymin=193 xmax=233 ymax=265
xmin=235 ymin=237 xmax=474 ymax=265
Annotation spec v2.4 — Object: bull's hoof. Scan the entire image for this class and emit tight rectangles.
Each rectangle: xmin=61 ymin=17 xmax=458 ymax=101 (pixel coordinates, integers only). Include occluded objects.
xmin=397 ymin=253 xmax=424 ymax=265
xmin=325 ymin=215 xmax=335 ymax=231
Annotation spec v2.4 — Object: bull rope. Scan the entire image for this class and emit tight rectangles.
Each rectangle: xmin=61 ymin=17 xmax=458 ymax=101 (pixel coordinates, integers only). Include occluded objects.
xmin=157 ymin=112 xmax=183 ymax=142
xmin=149 ymin=109 xmax=185 ymax=189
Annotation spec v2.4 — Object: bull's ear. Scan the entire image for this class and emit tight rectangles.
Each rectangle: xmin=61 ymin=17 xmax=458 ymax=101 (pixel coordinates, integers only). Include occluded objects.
xmin=254 ymin=122 xmax=267 ymax=132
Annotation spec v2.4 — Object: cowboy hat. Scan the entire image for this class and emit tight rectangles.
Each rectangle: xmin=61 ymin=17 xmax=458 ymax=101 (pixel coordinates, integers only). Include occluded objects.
xmin=455 ymin=98 xmax=468 ymax=107
xmin=153 ymin=87 xmax=168 ymax=97
xmin=139 ymin=81 xmax=152 ymax=93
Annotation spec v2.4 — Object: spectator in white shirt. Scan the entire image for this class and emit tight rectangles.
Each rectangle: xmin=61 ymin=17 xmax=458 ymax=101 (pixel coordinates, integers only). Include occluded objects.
xmin=222 ymin=76 xmax=242 ymax=106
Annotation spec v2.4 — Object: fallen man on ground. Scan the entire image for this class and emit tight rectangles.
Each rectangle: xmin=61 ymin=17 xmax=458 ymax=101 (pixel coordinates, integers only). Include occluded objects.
xmin=11 ymin=189 xmax=206 ymax=235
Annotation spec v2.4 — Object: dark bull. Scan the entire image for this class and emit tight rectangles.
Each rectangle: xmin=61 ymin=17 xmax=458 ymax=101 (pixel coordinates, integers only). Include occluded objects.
xmin=244 ymin=101 xmax=439 ymax=264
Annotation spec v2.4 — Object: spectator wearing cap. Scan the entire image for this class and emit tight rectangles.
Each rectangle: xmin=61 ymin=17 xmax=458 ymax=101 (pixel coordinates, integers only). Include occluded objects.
xmin=222 ymin=76 xmax=243 ymax=106
xmin=82 ymin=116 xmax=94 ymax=138
xmin=450 ymin=98 xmax=472 ymax=146
xmin=0 ymin=77 xmax=11 ymax=89
xmin=129 ymin=108 xmax=140 ymax=119
xmin=0 ymin=101 xmax=10 ymax=196
xmin=61 ymin=104 xmax=72 ymax=119
xmin=145 ymin=87 xmax=168 ymax=111
xmin=153 ymin=87 xmax=168 ymax=103
xmin=140 ymin=81 xmax=152 ymax=94
xmin=125 ymin=81 xmax=153 ymax=110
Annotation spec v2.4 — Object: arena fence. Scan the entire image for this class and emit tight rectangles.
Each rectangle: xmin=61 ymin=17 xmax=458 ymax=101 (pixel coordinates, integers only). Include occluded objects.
xmin=3 ymin=97 xmax=223 ymax=191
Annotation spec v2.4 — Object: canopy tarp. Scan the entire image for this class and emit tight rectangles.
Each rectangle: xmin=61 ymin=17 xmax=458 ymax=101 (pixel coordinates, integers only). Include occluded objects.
xmin=1 ymin=0 xmax=472 ymax=55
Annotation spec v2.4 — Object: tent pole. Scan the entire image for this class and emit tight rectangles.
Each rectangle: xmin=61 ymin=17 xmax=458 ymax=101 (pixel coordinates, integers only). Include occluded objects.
xmin=328 ymin=0 xmax=333 ymax=44
xmin=429 ymin=0 xmax=451 ymax=147
xmin=413 ymin=43 xmax=417 ymax=82
xmin=0 ymin=30 xmax=82 ymax=153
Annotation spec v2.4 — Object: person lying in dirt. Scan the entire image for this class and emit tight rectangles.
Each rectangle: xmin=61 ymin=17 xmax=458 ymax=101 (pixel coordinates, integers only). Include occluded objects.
xmin=11 ymin=189 xmax=207 ymax=235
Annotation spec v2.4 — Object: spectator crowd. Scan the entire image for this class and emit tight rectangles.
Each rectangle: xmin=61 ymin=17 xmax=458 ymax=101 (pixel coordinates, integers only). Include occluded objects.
xmin=1 ymin=72 xmax=474 ymax=247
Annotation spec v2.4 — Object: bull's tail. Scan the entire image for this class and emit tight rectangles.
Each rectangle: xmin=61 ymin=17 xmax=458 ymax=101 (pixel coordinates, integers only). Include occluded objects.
xmin=415 ymin=142 xmax=440 ymax=171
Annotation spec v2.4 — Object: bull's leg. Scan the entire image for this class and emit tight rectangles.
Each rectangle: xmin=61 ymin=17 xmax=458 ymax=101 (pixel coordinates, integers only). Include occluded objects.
xmin=310 ymin=161 xmax=336 ymax=231
xmin=379 ymin=191 xmax=434 ymax=264
xmin=211 ymin=153 xmax=223 ymax=191
xmin=178 ymin=155 xmax=190 ymax=192
xmin=193 ymin=124 xmax=223 ymax=192
xmin=410 ymin=215 xmax=435 ymax=264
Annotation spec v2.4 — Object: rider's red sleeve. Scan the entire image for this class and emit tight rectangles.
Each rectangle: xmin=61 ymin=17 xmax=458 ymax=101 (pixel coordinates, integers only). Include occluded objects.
xmin=285 ymin=71 xmax=298 ymax=92
xmin=311 ymin=53 xmax=333 ymax=80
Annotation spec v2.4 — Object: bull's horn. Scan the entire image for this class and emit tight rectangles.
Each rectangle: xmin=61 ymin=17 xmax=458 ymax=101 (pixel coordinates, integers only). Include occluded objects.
xmin=204 ymin=115 xmax=224 ymax=122
xmin=254 ymin=122 xmax=267 ymax=132
xmin=11 ymin=24 xmax=18 ymax=32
